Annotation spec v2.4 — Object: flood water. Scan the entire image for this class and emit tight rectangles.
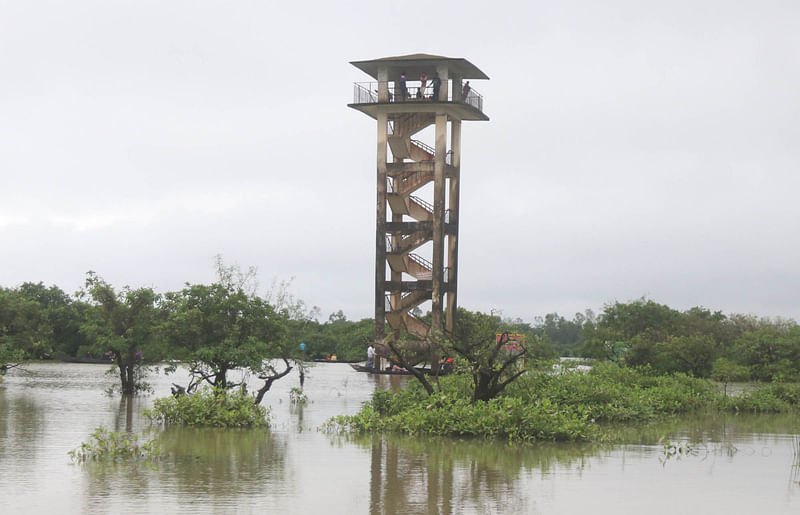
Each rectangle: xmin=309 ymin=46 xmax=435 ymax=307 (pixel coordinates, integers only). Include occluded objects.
xmin=1 ymin=362 xmax=798 ymax=514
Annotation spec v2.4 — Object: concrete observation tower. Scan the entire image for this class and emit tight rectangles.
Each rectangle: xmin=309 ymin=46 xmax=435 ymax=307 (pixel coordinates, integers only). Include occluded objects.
xmin=348 ymin=53 xmax=489 ymax=350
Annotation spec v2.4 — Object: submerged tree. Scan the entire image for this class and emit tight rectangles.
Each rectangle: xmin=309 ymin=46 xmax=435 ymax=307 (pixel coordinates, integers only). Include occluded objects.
xmin=77 ymin=272 xmax=162 ymax=395
xmin=162 ymin=257 xmax=292 ymax=404
xmin=449 ymin=309 xmax=531 ymax=403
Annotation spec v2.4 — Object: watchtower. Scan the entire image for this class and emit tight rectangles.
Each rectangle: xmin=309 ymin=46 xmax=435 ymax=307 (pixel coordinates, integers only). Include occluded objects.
xmin=348 ymin=53 xmax=489 ymax=349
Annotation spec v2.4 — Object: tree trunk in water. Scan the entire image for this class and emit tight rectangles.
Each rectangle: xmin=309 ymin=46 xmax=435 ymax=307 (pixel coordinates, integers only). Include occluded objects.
xmin=472 ymin=373 xmax=493 ymax=403
xmin=119 ymin=363 xmax=135 ymax=395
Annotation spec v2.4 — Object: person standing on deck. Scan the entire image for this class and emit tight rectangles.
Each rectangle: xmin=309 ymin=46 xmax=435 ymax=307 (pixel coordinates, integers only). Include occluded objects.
xmin=431 ymin=73 xmax=441 ymax=101
xmin=399 ymin=72 xmax=408 ymax=101
xmin=367 ymin=344 xmax=376 ymax=369
xmin=461 ymin=81 xmax=471 ymax=102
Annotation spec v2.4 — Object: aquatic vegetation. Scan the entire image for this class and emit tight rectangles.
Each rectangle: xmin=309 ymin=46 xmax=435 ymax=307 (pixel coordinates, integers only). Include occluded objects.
xmin=144 ymin=387 xmax=269 ymax=428
xmin=69 ymin=426 xmax=160 ymax=463
xmin=658 ymin=439 xmax=700 ymax=465
xmin=331 ymin=363 xmax=799 ymax=442
xmin=289 ymin=387 xmax=308 ymax=406
xmin=716 ymin=382 xmax=800 ymax=413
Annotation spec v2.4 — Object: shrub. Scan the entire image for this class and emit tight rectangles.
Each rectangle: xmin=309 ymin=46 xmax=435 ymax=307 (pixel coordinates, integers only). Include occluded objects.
xmin=144 ymin=387 xmax=268 ymax=428
xmin=69 ymin=426 xmax=160 ymax=462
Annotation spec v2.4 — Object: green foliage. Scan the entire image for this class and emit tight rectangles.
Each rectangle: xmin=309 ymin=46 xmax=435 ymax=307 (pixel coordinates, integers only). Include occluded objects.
xmin=0 ymin=343 xmax=24 ymax=372
xmin=732 ymin=323 xmax=800 ymax=382
xmin=331 ymin=363 xmax=748 ymax=442
xmin=448 ymin=308 xmax=536 ymax=402
xmin=144 ymin=387 xmax=269 ymax=428
xmin=329 ymin=393 xmax=597 ymax=442
xmin=289 ymin=387 xmax=308 ymax=406
xmin=579 ymin=298 xmax=800 ymax=382
xmin=68 ymin=426 xmax=160 ymax=462
xmin=0 ymin=286 xmax=53 ymax=359
xmin=716 ymin=382 xmax=800 ymax=413
xmin=286 ymin=316 xmax=374 ymax=361
xmin=162 ymin=259 xmax=288 ymax=392
xmin=711 ymin=358 xmax=750 ymax=395
xmin=529 ymin=311 xmax=595 ymax=357
xmin=77 ymin=272 xmax=163 ymax=395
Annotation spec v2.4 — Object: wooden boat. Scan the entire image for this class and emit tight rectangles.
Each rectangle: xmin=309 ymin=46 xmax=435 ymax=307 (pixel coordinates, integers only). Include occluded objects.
xmin=55 ymin=354 xmax=114 ymax=364
xmin=349 ymin=363 xmax=451 ymax=376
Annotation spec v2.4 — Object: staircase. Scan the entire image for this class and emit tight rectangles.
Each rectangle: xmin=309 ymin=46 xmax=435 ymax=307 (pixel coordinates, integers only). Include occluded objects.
xmin=384 ymin=113 xmax=441 ymax=342
xmin=385 ymin=295 xmax=432 ymax=339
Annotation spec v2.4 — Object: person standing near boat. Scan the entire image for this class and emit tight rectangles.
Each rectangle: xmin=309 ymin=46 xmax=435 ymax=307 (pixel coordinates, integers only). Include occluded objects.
xmin=367 ymin=344 xmax=376 ymax=369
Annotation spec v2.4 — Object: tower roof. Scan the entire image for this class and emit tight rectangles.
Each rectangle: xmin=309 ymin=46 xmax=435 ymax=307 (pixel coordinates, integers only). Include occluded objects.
xmin=350 ymin=53 xmax=489 ymax=81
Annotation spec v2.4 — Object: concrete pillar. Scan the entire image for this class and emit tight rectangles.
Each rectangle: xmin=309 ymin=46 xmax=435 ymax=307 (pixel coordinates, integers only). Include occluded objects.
xmin=375 ymin=112 xmax=388 ymax=342
xmin=436 ymin=64 xmax=449 ymax=101
xmin=377 ymin=66 xmax=389 ymax=102
xmin=431 ymin=112 xmax=447 ymax=333
xmin=446 ymin=119 xmax=462 ymax=334
xmin=452 ymin=74 xmax=463 ymax=103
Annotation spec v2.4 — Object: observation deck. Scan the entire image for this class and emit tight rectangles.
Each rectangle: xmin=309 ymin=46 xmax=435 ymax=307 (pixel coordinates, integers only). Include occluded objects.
xmin=348 ymin=53 xmax=489 ymax=121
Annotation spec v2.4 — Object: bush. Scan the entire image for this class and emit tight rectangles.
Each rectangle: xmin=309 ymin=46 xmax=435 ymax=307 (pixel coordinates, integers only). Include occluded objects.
xmin=718 ymin=382 xmax=800 ymax=413
xmin=331 ymin=363 xmax=742 ymax=442
xmin=144 ymin=387 xmax=268 ymax=428
xmin=69 ymin=426 xmax=160 ymax=462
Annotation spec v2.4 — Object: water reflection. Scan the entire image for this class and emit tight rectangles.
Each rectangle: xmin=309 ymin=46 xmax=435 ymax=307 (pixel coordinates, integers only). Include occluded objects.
xmin=605 ymin=412 xmax=800 ymax=445
xmin=157 ymin=427 xmax=288 ymax=494
xmin=363 ymin=435 xmax=607 ymax=515
xmin=0 ymin=390 xmax=46 ymax=460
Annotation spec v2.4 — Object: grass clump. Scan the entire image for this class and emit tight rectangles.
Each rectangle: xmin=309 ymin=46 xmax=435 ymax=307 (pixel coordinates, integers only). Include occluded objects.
xmin=144 ymin=387 xmax=268 ymax=428
xmin=69 ymin=426 xmax=160 ymax=463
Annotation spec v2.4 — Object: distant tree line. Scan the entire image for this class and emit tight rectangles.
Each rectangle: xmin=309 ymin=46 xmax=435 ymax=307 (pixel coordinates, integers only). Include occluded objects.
xmin=2 ymin=270 xmax=799 ymax=391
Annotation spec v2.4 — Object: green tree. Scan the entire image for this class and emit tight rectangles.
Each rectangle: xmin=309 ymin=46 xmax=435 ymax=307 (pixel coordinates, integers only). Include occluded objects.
xmin=0 ymin=342 xmax=24 ymax=376
xmin=450 ymin=309 xmax=531 ymax=403
xmin=0 ymin=286 xmax=53 ymax=359
xmin=77 ymin=272 xmax=163 ymax=395
xmin=162 ymin=259 xmax=291 ymax=404
xmin=711 ymin=358 xmax=750 ymax=396
xmin=16 ymin=282 xmax=89 ymax=357
xmin=732 ymin=321 xmax=800 ymax=381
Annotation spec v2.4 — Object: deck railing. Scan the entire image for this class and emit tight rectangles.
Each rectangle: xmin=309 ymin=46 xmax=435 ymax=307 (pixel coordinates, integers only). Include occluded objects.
xmin=352 ymin=81 xmax=484 ymax=113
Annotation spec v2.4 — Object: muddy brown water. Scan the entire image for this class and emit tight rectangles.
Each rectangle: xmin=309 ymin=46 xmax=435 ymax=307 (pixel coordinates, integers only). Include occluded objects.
xmin=1 ymin=362 xmax=798 ymax=514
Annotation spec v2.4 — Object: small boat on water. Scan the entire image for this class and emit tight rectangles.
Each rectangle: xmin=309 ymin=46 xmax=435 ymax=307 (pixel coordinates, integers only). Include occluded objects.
xmin=349 ymin=363 xmax=451 ymax=376
xmin=55 ymin=354 xmax=114 ymax=364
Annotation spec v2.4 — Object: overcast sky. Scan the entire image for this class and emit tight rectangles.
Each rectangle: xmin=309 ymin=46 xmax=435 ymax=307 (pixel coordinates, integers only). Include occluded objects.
xmin=2 ymin=0 xmax=799 ymax=323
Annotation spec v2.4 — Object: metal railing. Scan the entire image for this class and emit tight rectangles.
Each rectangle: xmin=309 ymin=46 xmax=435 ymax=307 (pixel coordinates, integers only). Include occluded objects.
xmin=392 ymin=170 xmax=432 ymax=193
xmin=409 ymin=195 xmax=433 ymax=213
xmin=353 ymin=82 xmax=377 ymax=104
xmin=352 ymin=81 xmax=485 ymax=113
xmin=409 ymin=139 xmax=435 ymax=159
xmin=408 ymin=252 xmax=432 ymax=272
xmin=461 ymin=89 xmax=483 ymax=111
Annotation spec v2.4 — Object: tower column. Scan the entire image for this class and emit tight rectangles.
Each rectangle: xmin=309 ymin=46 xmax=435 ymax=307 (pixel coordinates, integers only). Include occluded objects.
xmin=446 ymin=119 xmax=462 ymax=333
xmin=431 ymin=112 xmax=447 ymax=333
xmin=375 ymin=110 xmax=388 ymax=342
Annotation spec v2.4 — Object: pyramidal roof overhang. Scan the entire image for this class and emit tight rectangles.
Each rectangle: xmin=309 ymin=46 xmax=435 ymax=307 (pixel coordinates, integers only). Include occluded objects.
xmin=350 ymin=53 xmax=489 ymax=81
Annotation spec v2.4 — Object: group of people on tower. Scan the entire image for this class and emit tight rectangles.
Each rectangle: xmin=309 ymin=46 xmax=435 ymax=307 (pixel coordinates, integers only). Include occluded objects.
xmin=397 ymin=71 xmax=442 ymax=102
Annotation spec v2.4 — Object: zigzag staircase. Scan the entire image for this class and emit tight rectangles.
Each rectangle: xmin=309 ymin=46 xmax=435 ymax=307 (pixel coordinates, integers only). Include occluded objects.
xmin=384 ymin=113 xmax=438 ymax=341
